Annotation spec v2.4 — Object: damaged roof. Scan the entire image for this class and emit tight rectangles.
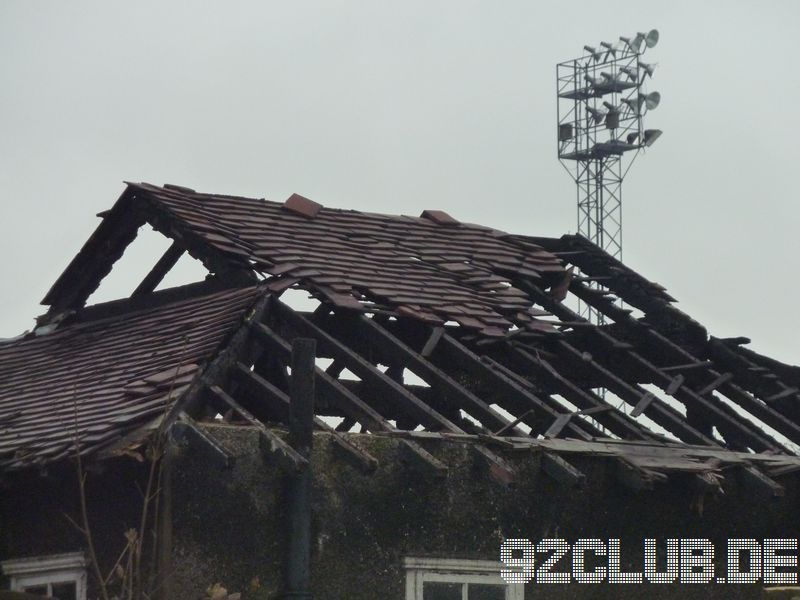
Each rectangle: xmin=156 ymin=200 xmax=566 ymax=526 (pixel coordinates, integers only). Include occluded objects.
xmin=0 ymin=285 xmax=259 ymax=470
xmin=44 ymin=182 xmax=566 ymax=337
xmin=3 ymin=182 xmax=800 ymax=494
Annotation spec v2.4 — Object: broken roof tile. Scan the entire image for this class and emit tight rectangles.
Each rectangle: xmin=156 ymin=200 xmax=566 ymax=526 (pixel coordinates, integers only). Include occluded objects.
xmin=420 ymin=209 xmax=460 ymax=227
xmin=283 ymin=193 xmax=323 ymax=219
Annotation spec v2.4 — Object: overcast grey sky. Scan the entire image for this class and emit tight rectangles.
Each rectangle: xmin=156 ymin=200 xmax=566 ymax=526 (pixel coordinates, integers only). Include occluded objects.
xmin=1 ymin=1 xmax=798 ymax=364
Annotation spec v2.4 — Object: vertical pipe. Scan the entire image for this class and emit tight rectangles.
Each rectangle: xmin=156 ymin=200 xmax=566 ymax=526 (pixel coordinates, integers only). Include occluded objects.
xmin=283 ymin=337 xmax=316 ymax=599
xmin=157 ymin=442 xmax=175 ymax=600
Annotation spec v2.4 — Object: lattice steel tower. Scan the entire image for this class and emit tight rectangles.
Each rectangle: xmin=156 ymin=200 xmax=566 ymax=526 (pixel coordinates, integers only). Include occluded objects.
xmin=557 ymin=29 xmax=663 ymax=321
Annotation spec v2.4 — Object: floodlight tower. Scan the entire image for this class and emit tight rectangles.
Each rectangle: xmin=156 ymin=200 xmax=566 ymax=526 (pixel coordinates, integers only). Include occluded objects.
xmin=557 ymin=29 xmax=662 ymax=322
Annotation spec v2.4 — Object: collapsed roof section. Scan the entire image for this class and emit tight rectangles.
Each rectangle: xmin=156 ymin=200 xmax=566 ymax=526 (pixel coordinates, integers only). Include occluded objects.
xmin=3 ymin=182 xmax=800 ymax=495
xmin=42 ymin=182 xmax=565 ymax=338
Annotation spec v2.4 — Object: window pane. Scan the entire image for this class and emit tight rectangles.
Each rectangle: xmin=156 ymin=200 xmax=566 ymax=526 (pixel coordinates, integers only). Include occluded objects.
xmin=52 ymin=581 xmax=78 ymax=600
xmin=423 ymin=581 xmax=462 ymax=600
xmin=468 ymin=583 xmax=505 ymax=600
xmin=23 ymin=585 xmax=48 ymax=595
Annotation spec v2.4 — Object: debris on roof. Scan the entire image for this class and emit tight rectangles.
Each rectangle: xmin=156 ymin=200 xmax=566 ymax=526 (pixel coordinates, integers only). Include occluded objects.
xmin=3 ymin=182 xmax=800 ymax=495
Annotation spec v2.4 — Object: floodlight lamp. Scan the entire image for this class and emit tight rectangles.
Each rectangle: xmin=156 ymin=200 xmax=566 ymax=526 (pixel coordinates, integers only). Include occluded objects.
xmin=620 ymin=66 xmax=637 ymax=81
xmin=602 ymin=100 xmax=617 ymax=111
xmin=626 ymin=132 xmax=640 ymax=145
xmin=642 ymin=91 xmax=661 ymax=110
xmin=643 ymin=129 xmax=662 ymax=146
xmin=559 ymin=124 xmax=573 ymax=142
xmin=640 ymin=29 xmax=659 ymax=48
xmin=639 ymin=62 xmax=656 ymax=79
xmin=605 ymin=108 xmax=620 ymax=130
xmin=584 ymin=74 xmax=603 ymax=88
xmin=587 ymin=107 xmax=607 ymax=124
xmin=620 ymin=97 xmax=640 ymax=114
xmin=583 ymin=45 xmax=601 ymax=62
xmin=600 ymin=41 xmax=616 ymax=59
xmin=600 ymin=71 xmax=617 ymax=83
xmin=619 ymin=36 xmax=638 ymax=53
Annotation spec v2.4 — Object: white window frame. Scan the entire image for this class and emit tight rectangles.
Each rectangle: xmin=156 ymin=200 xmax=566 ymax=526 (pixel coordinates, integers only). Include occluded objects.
xmin=404 ymin=557 xmax=524 ymax=600
xmin=1 ymin=551 xmax=87 ymax=599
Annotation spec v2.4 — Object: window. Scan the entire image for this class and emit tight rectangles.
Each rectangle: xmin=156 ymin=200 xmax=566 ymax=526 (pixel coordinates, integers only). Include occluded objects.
xmin=1 ymin=552 xmax=87 ymax=600
xmin=404 ymin=557 xmax=524 ymax=600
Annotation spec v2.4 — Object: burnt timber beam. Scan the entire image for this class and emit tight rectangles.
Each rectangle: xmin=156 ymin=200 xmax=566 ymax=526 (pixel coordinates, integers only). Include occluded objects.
xmin=171 ymin=414 xmax=233 ymax=469
xmin=250 ymin=321 xmax=446 ymax=476
xmin=386 ymin=321 xmax=606 ymax=440
xmin=234 ymin=363 xmax=378 ymax=473
xmin=270 ymin=298 xmax=514 ymax=484
xmin=233 ymin=362 xmax=291 ymax=421
xmin=514 ymin=278 xmax=792 ymax=492
xmin=511 ymin=347 xmax=655 ymax=442
xmin=644 ymin=329 xmax=800 ymax=449
xmin=566 ymin=278 xmax=800 ymax=448
xmin=163 ymin=294 xmax=271 ymax=430
xmin=540 ymin=452 xmax=585 ymax=487
xmin=42 ymin=191 xmax=148 ymax=313
xmin=252 ymin=322 xmax=405 ymax=432
xmin=554 ymin=340 xmax=716 ymax=445
xmin=577 ymin=277 xmax=800 ymax=448
xmin=739 ymin=464 xmax=785 ymax=497
xmin=615 ymin=458 xmax=668 ymax=491
xmin=476 ymin=356 xmax=606 ymax=440
xmin=131 ymin=241 xmax=185 ymax=298
xmin=708 ymin=337 xmax=800 ymax=413
xmin=273 ymin=300 xmax=460 ymax=432
xmin=324 ymin=313 xmax=525 ymax=436
xmin=206 ymin=384 xmax=307 ymax=472
xmin=525 ymin=279 xmax=791 ymax=453
xmin=131 ymin=185 xmax=259 ymax=280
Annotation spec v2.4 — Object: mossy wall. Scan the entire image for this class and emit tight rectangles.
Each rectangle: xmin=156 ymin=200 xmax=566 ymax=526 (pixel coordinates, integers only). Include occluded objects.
xmin=170 ymin=424 xmax=800 ymax=600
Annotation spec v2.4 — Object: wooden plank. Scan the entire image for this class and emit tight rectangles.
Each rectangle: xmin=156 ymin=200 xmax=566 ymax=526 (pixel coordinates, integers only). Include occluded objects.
xmin=765 ymin=387 xmax=800 ymax=402
xmin=479 ymin=356 xmax=605 ymax=440
xmin=171 ymin=416 xmax=233 ymax=469
xmin=542 ymin=280 xmax=796 ymax=453
xmin=740 ymin=464 xmax=785 ymax=497
xmin=660 ymin=361 xmax=715 ymax=372
xmin=272 ymin=300 xmax=515 ymax=483
xmin=616 ymin=458 xmax=667 ymax=491
xmin=131 ymin=241 xmax=185 ymax=298
xmin=162 ymin=294 xmax=271 ymax=429
xmin=513 ymin=347 xmax=654 ymax=441
xmin=540 ymin=452 xmax=585 ymax=487
xmin=420 ymin=326 xmax=445 ymax=358
xmin=206 ymin=384 xmax=307 ymax=472
xmin=544 ymin=414 xmax=573 ymax=438
xmin=555 ymin=340 xmax=714 ymax=445
xmin=697 ymin=372 xmax=734 ymax=396
xmin=665 ymin=374 xmax=685 ymax=395
xmin=273 ymin=300 xmax=462 ymax=432
xmin=399 ymin=439 xmax=448 ymax=477
xmin=250 ymin=321 xmax=443 ymax=475
xmin=234 ymin=363 xmax=291 ymax=420
xmin=347 ymin=315 xmax=522 ymax=435
xmin=235 ymin=363 xmax=378 ymax=473
xmin=630 ymin=391 xmax=656 ymax=418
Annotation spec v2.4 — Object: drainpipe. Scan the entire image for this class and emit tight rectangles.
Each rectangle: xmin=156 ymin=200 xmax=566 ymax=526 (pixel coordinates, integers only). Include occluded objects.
xmin=282 ymin=337 xmax=316 ymax=599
